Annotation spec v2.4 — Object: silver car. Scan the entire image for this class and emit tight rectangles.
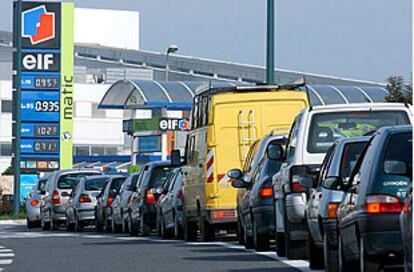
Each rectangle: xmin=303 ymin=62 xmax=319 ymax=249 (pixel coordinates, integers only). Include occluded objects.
xmin=25 ymin=177 xmax=48 ymax=228
xmin=40 ymin=169 xmax=102 ymax=230
xmin=65 ymin=176 xmax=109 ymax=232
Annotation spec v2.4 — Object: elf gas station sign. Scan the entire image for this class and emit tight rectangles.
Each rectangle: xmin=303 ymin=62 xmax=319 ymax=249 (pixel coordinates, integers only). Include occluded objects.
xmin=13 ymin=1 xmax=74 ymax=173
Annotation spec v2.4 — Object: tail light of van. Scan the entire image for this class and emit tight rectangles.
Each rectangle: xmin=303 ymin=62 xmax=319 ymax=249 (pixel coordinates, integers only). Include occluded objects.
xmin=31 ymin=199 xmax=39 ymax=207
xmin=145 ymin=189 xmax=156 ymax=204
xmin=365 ymin=194 xmax=402 ymax=214
xmin=327 ymin=202 xmax=340 ymax=218
xmin=107 ymin=195 xmax=114 ymax=207
xmin=176 ymin=190 xmax=183 ymax=199
xmin=52 ymin=191 xmax=60 ymax=205
xmin=290 ymin=166 xmax=307 ymax=193
xmin=259 ymin=182 xmax=273 ymax=198
xmin=210 ymin=210 xmax=236 ymax=219
xmin=79 ymin=194 xmax=91 ymax=203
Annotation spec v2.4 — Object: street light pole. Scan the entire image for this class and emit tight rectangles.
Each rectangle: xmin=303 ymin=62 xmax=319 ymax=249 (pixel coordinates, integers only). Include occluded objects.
xmin=13 ymin=0 xmax=23 ymax=216
xmin=165 ymin=45 xmax=178 ymax=81
xmin=266 ymin=0 xmax=275 ymax=85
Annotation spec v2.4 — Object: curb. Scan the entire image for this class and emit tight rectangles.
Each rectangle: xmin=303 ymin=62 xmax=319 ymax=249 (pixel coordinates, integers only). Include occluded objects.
xmin=0 ymin=220 xmax=25 ymax=225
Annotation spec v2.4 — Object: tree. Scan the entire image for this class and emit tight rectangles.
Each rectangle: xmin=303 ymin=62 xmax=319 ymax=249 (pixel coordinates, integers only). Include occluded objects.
xmin=2 ymin=166 xmax=13 ymax=176
xmin=385 ymin=76 xmax=412 ymax=104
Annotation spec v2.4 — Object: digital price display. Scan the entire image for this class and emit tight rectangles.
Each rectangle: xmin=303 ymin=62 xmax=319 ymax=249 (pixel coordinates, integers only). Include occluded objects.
xmin=34 ymin=140 xmax=59 ymax=153
xmin=35 ymin=100 xmax=60 ymax=112
xmin=21 ymin=123 xmax=59 ymax=138
xmin=35 ymin=76 xmax=59 ymax=89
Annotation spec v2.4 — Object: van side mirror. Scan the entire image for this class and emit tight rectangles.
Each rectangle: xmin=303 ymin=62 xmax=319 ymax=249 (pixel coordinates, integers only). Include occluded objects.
xmin=171 ymin=149 xmax=182 ymax=166
xmin=231 ymin=179 xmax=248 ymax=189
xmin=322 ymin=176 xmax=343 ymax=190
xmin=227 ymin=169 xmax=243 ymax=180
xmin=267 ymin=144 xmax=283 ymax=161
xmin=384 ymin=160 xmax=407 ymax=175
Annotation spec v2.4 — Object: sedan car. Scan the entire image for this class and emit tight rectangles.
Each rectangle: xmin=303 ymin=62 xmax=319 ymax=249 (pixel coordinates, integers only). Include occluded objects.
xmin=230 ymin=134 xmax=286 ymax=251
xmin=304 ymin=137 xmax=369 ymax=270
xmin=400 ymin=185 xmax=412 ymax=272
xmin=337 ymin=125 xmax=412 ymax=271
xmin=111 ymin=172 xmax=141 ymax=233
xmin=26 ymin=177 xmax=48 ymax=228
xmin=95 ymin=175 xmax=126 ymax=232
xmin=156 ymin=168 xmax=184 ymax=239
xmin=65 ymin=176 xmax=109 ymax=232
xmin=129 ymin=161 xmax=176 ymax=236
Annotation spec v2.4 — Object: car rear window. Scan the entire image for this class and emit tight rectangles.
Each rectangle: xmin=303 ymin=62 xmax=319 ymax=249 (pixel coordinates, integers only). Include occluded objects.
xmin=340 ymin=141 xmax=367 ymax=179
xmin=307 ymin=111 xmax=409 ymax=153
xmin=110 ymin=177 xmax=127 ymax=191
xmin=149 ymin=166 xmax=173 ymax=188
xmin=58 ymin=172 xmax=101 ymax=189
xmin=382 ymin=133 xmax=412 ymax=178
xmin=85 ymin=177 xmax=109 ymax=191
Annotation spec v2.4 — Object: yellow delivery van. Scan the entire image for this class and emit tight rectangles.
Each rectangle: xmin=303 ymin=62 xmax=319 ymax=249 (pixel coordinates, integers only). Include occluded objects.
xmin=181 ymin=84 xmax=309 ymax=241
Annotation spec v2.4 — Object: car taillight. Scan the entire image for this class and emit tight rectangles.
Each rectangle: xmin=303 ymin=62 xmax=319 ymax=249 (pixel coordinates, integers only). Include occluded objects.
xmin=145 ymin=189 xmax=156 ymax=204
xmin=259 ymin=181 xmax=273 ymax=197
xmin=291 ymin=183 xmax=305 ymax=192
xmin=107 ymin=195 xmax=114 ymax=207
xmin=290 ymin=166 xmax=307 ymax=193
xmin=366 ymin=194 xmax=402 ymax=214
xmin=127 ymin=195 xmax=132 ymax=204
xmin=176 ymin=189 xmax=183 ymax=199
xmin=327 ymin=203 xmax=340 ymax=218
xmin=210 ymin=209 xmax=236 ymax=219
xmin=79 ymin=194 xmax=91 ymax=203
xmin=30 ymin=199 xmax=39 ymax=207
xmin=52 ymin=191 xmax=60 ymax=205
xmin=403 ymin=202 xmax=409 ymax=213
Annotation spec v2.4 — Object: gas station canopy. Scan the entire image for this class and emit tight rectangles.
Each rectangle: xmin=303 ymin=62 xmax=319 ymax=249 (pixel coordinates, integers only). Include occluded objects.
xmin=99 ymin=80 xmax=391 ymax=110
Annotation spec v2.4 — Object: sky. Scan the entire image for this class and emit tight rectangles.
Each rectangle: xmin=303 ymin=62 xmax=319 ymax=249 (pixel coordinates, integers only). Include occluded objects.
xmin=0 ymin=0 xmax=412 ymax=83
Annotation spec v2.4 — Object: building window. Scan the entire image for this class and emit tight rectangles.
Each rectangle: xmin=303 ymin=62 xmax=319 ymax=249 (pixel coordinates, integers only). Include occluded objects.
xmin=74 ymin=146 xmax=90 ymax=156
xmin=91 ymin=146 xmax=105 ymax=156
xmin=92 ymin=103 xmax=106 ymax=118
xmin=105 ymin=146 xmax=118 ymax=156
xmin=1 ymin=100 xmax=12 ymax=113
xmin=0 ymin=142 xmax=12 ymax=156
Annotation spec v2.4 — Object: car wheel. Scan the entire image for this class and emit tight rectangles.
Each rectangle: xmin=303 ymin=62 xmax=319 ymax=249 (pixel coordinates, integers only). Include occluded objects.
xmin=129 ymin=216 xmax=138 ymax=236
xmin=338 ymin=232 xmax=358 ymax=272
xmin=74 ymin=214 xmax=83 ymax=232
xmin=360 ymin=236 xmax=381 ymax=272
xmin=139 ymin=214 xmax=151 ymax=236
xmin=244 ymin=223 xmax=254 ymax=249
xmin=324 ymin=232 xmax=339 ymax=272
xmin=112 ymin=216 xmax=122 ymax=233
xmin=275 ymin=232 xmax=286 ymax=257
xmin=161 ymin=215 xmax=172 ymax=239
xmin=199 ymin=215 xmax=215 ymax=242
xmin=309 ymin=236 xmax=324 ymax=269
xmin=50 ymin=212 xmax=59 ymax=231
xmin=95 ymin=211 xmax=103 ymax=232
xmin=66 ymin=214 xmax=74 ymax=232
xmin=237 ymin=215 xmax=245 ymax=245
xmin=253 ymin=221 xmax=270 ymax=252
xmin=183 ymin=216 xmax=197 ymax=242
xmin=105 ymin=216 xmax=112 ymax=233
xmin=284 ymin=219 xmax=308 ymax=260
xmin=174 ymin=212 xmax=183 ymax=239
xmin=122 ymin=216 xmax=129 ymax=233
xmin=27 ymin=218 xmax=35 ymax=229
xmin=157 ymin=212 xmax=162 ymax=237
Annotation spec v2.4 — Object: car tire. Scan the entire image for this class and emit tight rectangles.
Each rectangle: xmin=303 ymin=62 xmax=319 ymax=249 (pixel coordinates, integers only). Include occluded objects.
xmin=338 ymin=232 xmax=358 ymax=272
xmin=95 ymin=211 xmax=103 ymax=232
xmin=253 ymin=221 xmax=270 ymax=252
xmin=129 ymin=216 xmax=138 ymax=236
xmin=50 ymin=212 xmax=59 ymax=231
xmin=244 ymin=224 xmax=254 ymax=249
xmin=183 ymin=216 xmax=197 ymax=242
xmin=122 ymin=216 xmax=129 ymax=233
xmin=157 ymin=213 xmax=162 ymax=237
xmin=324 ymin=232 xmax=339 ymax=272
xmin=199 ymin=215 xmax=215 ymax=242
xmin=309 ymin=236 xmax=324 ymax=269
xmin=284 ymin=219 xmax=308 ymax=260
xmin=139 ymin=214 xmax=151 ymax=237
xmin=237 ymin=215 xmax=245 ymax=245
xmin=27 ymin=218 xmax=35 ymax=229
xmin=105 ymin=215 xmax=112 ymax=233
xmin=161 ymin=215 xmax=172 ymax=239
xmin=173 ymin=212 xmax=183 ymax=239
xmin=112 ymin=216 xmax=122 ymax=233
xmin=275 ymin=232 xmax=286 ymax=257
xmin=360 ymin=236 xmax=381 ymax=272
xmin=66 ymin=215 xmax=74 ymax=232
xmin=74 ymin=214 xmax=83 ymax=232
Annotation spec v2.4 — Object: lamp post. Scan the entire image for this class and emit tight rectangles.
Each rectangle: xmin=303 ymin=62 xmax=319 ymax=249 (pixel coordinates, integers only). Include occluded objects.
xmin=165 ymin=44 xmax=178 ymax=81
xmin=266 ymin=0 xmax=275 ymax=85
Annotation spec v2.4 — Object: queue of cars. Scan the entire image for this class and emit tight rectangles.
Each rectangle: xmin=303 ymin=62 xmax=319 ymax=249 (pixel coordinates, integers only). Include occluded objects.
xmin=26 ymin=84 xmax=413 ymax=272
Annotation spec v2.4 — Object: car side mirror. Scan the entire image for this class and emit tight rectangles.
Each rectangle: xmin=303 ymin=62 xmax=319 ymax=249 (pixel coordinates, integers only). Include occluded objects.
xmin=322 ymin=176 xmax=343 ymax=190
xmin=171 ymin=149 xmax=182 ymax=167
xmin=267 ymin=144 xmax=283 ymax=161
xmin=227 ymin=169 xmax=243 ymax=180
xmin=384 ymin=160 xmax=407 ymax=175
xmin=231 ymin=179 xmax=248 ymax=189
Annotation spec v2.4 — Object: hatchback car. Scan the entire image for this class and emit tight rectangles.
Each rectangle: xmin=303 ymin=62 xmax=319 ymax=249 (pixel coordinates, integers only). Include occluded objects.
xmin=40 ymin=169 xmax=102 ymax=230
xmin=129 ymin=161 xmax=176 ymax=236
xmin=26 ymin=177 xmax=48 ymax=228
xmin=337 ymin=125 xmax=412 ymax=271
xmin=111 ymin=173 xmax=141 ymax=233
xmin=95 ymin=175 xmax=126 ymax=232
xmin=65 ymin=176 xmax=109 ymax=232
xmin=305 ymin=137 xmax=369 ymax=270
xmin=156 ymin=168 xmax=184 ymax=239
xmin=230 ymin=134 xmax=286 ymax=251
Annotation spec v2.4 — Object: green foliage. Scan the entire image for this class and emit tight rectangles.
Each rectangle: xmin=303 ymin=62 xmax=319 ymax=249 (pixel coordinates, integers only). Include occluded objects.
xmin=385 ymin=76 xmax=412 ymax=104
xmin=2 ymin=166 xmax=13 ymax=176
xmin=128 ymin=165 xmax=140 ymax=174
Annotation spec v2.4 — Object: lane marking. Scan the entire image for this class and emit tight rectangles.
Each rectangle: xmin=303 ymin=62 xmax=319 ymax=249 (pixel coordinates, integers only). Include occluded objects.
xmin=0 ymin=260 xmax=13 ymax=265
xmin=0 ymin=253 xmax=14 ymax=258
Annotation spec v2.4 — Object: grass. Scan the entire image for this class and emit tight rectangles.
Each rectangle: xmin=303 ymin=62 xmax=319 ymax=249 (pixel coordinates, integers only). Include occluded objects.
xmin=0 ymin=210 xmax=26 ymax=220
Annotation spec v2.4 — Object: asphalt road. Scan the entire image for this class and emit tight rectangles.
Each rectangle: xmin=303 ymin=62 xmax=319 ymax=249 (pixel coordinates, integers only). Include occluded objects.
xmin=0 ymin=223 xmax=312 ymax=272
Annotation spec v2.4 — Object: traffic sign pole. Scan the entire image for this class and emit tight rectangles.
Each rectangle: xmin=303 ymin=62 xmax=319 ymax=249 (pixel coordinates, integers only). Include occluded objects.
xmin=13 ymin=0 xmax=23 ymax=216
xmin=266 ymin=0 xmax=275 ymax=85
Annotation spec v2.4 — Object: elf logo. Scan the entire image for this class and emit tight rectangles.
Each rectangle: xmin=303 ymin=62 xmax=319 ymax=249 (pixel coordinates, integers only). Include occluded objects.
xmin=159 ymin=118 xmax=190 ymax=131
xmin=22 ymin=5 xmax=55 ymax=45
xmin=21 ymin=52 xmax=60 ymax=72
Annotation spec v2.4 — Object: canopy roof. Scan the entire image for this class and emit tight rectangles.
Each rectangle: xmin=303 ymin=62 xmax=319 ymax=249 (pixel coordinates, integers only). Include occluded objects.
xmin=98 ymin=80 xmax=390 ymax=110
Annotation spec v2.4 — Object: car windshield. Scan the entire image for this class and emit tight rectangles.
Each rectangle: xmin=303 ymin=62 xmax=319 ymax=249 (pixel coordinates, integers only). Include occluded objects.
xmin=110 ymin=177 xmax=127 ymax=191
xmin=340 ymin=141 xmax=367 ymax=179
xmin=85 ymin=177 xmax=109 ymax=191
xmin=308 ymin=111 xmax=409 ymax=153
xmin=58 ymin=172 xmax=101 ymax=189
xmin=149 ymin=166 xmax=174 ymax=188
